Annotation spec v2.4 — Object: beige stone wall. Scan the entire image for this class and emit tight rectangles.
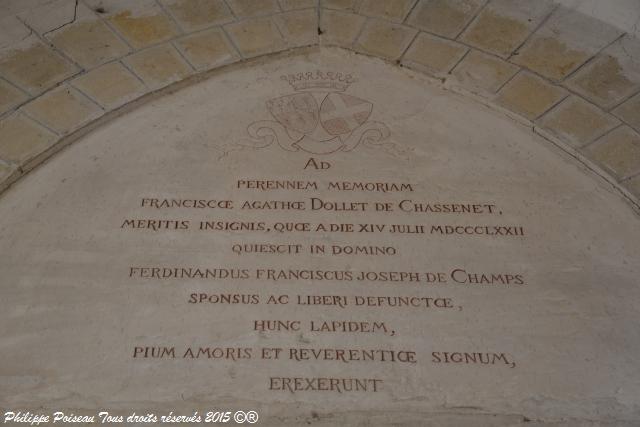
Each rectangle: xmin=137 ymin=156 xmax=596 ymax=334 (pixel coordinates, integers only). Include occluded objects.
xmin=0 ymin=0 xmax=639 ymax=206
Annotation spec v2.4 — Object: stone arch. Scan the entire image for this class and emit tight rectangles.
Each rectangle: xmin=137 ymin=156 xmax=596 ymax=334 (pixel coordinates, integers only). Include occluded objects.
xmin=2 ymin=44 xmax=640 ymax=424
xmin=1 ymin=2 xmax=640 ymax=425
xmin=0 ymin=0 xmax=639 ymax=209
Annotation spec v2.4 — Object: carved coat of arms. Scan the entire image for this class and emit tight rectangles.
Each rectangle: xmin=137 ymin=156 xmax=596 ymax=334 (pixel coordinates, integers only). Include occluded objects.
xmin=244 ymin=71 xmax=390 ymax=155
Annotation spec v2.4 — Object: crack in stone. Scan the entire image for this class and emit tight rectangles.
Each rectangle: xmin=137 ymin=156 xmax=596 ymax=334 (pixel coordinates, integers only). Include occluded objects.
xmin=20 ymin=28 xmax=34 ymax=42
xmin=43 ymin=0 xmax=79 ymax=36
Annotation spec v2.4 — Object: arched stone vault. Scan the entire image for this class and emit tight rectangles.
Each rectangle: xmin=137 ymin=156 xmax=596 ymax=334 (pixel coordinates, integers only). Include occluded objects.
xmin=2 ymin=44 xmax=640 ymax=426
xmin=0 ymin=0 xmax=639 ymax=210
xmin=2 ymin=2 xmax=640 ymax=425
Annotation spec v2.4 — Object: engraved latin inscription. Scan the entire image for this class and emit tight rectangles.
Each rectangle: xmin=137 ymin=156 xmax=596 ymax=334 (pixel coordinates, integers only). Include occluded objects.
xmin=121 ymin=72 xmax=526 ymax=393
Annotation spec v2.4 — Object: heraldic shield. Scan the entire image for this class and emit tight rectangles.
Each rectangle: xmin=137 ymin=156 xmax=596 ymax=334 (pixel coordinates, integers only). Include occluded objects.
xmin=320 ymin=93 xmax=373 ymax=136
xmin=245 ymin=71 xmax=390 ymax=155
xmin=266 ymin=93 xmax=319 ymax=135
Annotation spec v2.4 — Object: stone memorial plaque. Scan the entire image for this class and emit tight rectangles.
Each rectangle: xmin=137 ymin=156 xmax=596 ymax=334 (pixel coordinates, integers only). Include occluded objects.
xmin=1 ymin=49 xmax=639 ymax=425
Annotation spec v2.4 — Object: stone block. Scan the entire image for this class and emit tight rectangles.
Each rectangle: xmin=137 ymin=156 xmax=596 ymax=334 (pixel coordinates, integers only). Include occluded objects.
xmin=322 ymin=0 xmax=361 ymax=12
xmin=71 ymin=62 xmax=147 ymax=110
xmin=407 ymin=0 xmax=486 ymax=39
xmin=226 ymin=18 xmax=286 ymax=58
xmin=539 ymin=96 xmax=620 ymax=147
xmin=585 ymin=126 xmax=640 ymax=180
xmin=175 ymin=28 xmax=239 ymax=71
xmin=613 ymin=92 xmax=640 ymax=133
xmin=513 ymin=7 xmax=623 ymax=81
xmin=460 ymin=0 xmax=555 ymax=58
xmin=566 ymin=36 xmax=640 ymax=110
xmin=49 ymin=20 xmax=131 ymax=69
xmin=355 ymin=19 xmax=417 ymax=61
xmin=0 ymin=113 xmax=57 ymax=165
xmin=0 ymin=78 xmax=28 ymax=115
xmin=359 ymin=0 xmax=417 ymax=23
xmin=124 ymin=44 xmax=193 ymax=90
xmin=85 ymin=0 xmax=180 ymax=49
xmin=0 ymin=41 xmax=78 ymax=95
xmin=160 ymin=0 xmax=234 ymax=32
xmin=22 ymin=85 xmax=102 ymax=135
xmin=275 ymin=9 xmax=319 ymax=48
xmin=279 ymin=0 xmax=315 ymax=10
xmin=226 ymin=0 xmax=280 ymax=18
xmin=109 ymin=13 xmax=179 ymax=50
xmin=451 ymin=49 xmax=519 ymax=93
xmin=495 ymin=71 xmax=567 ymax=120
xmin=402 ymin=32 xmax=467 ymax=77
xmin=625 ymin=174 xmax=640 ymax=198
xmin=319 ymin=10 xmax=366 ymax=47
